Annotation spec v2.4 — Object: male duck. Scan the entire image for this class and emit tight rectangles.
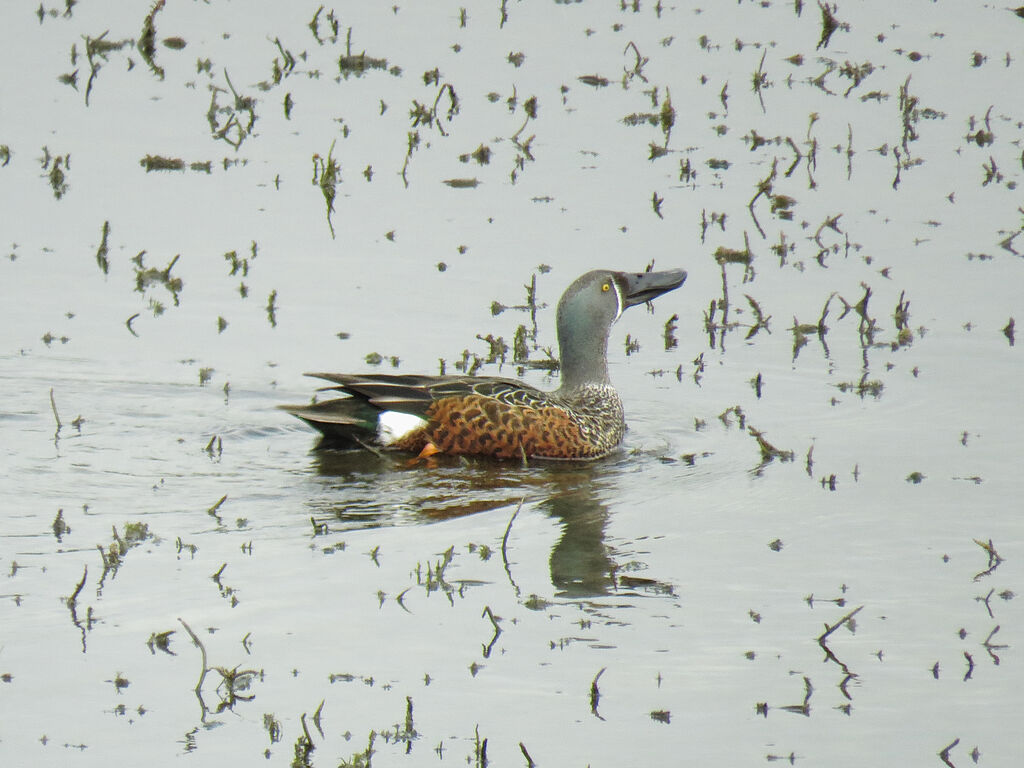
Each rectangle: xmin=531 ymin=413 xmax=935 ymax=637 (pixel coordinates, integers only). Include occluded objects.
xmin=283 ymin=268 xmax=686 ymax=459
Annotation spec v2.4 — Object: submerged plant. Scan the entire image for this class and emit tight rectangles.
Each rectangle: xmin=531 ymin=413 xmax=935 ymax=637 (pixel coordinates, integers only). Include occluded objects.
xmin=312 ymin=140 xmax=340 ymax=238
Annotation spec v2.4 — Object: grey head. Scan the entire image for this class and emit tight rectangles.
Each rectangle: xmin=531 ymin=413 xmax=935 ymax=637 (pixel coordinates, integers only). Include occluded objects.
xmin=555 ymin=268 xmax=687 ymax=392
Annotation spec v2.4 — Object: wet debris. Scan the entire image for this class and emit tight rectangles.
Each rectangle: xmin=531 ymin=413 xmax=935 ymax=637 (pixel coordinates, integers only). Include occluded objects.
xmin=509 ymin=94 xmax=538 ymax=182
xmin=972 ymin=538 xmax=1004 ymax=581
xmin=308 ymin=5 xmax=340 ymax=45
xmin=835 ymin=377 xmax=883 ymax=398
xmin=816 ymin=1 xmax=845 ymax=51
xmin=79 ymin=31 xmax=133 ymax=106
xmin=663 ymin=313 xmax=679 ymax=350
xmin=623 ymin=40 xmax=650 ymax=86
xmin=336 ymin=731 xmax=375 ymax=767
xmin=207 ymin=70 xmax=257 ymax=149
xmin=749 ymin=426 xmax=795 ymax=468
xmin=651 ymin=191 xmax=664 ymax=218
xmin=938 ymin=738 xmax=982 ymax=768
xmin=623 ymin=87 xmax=675 ymax=151
xmin=409 ymin=80 xmax=460 ymax=145
xmin=207 ymin=494 xmax=228 ymax=523
xmin=134 ymin=252 xmax=183 ymax=307
xmin=36 ymin=1 xmax=78 ymax=23
xmin=337 ymin=27 xmax=396 ymax=78
xmin=140 ymin=154 xmax=213 ymax=173
xmin=40 ymin=146 xmax=70 ymax=199
xmin=41 ymin=331 xmax=70 ymax=347
xmin=364 ymin=352 xmax=400 ymax=367
xmin=459 ymin=144 xmax=491 ymax=165
xmin=1002 ymin=317 xmax=1015 ymax=346
xmin=51 ymin=508 xmax=71 ymax=539
xmin=177 ymin=618 xmax=260 ymax=720
xmin=48 ymin=388 xmax=82 ymax=441
xmin=817 ymin=603 xmax=863 ymax=699
xmin=312 ymin=140 xmax=340 ymax=238
xmin=751 ymin=50 xmax=770 ymax=113
xmin=892 ymin=76 xmax=946 ymax=189
xmin=260 ymin=37 xmax=297 ymax=90
xmin=212 ymin=562 xmax=240 ymax=606
xmin=96 ymin=522 xmax=152 ymax=589
xmin=519 ymin=742 xmax=537 ymax=768
xmin=108 ymin=671 xmax=131 ymax=694
xmin=810 ymin=58 xmax=876 ymax=98
xmin=965 ymin=106 xmax=995 ymax=147
xmin=57 ymin=68 xmax=78 ymax=89
xmin=138 ymin=0 xmax=167 ymax=79
xmin=891 ymin=290 xmax=913 ymax=348
xmin=147 ymin=630 xmax=175 ymax=655
xmin=481 ymin=606 xmax=502 ymax=658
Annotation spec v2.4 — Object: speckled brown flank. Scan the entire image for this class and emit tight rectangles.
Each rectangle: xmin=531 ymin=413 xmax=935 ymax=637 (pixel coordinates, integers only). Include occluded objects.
xmin=390 ymin=393 xmax=606 ymax=459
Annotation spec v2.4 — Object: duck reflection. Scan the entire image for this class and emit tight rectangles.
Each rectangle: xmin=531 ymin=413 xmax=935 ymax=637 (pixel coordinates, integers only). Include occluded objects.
xmin=536 ymin=467 xmax=616 ymax=597
xmin=306 ymin=450 xmax=673 ymax=600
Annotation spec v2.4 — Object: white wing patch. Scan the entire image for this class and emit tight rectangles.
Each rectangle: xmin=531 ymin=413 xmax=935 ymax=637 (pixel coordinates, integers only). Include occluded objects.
xmin=377 ymin=410 xmax=428 ymax=444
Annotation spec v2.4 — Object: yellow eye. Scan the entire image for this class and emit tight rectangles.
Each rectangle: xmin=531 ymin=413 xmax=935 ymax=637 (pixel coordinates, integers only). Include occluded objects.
xmin=601 ymin=283 xmax=611 ymax=292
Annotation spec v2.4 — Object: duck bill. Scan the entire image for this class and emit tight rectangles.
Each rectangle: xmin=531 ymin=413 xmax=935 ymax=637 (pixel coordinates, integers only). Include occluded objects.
xmin=616 ymin=269 xmax=687 ymax=308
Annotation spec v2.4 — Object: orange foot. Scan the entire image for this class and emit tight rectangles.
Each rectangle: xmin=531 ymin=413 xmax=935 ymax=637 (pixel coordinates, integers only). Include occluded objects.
xmin=407 ymin=442 xmax=443 ymax=466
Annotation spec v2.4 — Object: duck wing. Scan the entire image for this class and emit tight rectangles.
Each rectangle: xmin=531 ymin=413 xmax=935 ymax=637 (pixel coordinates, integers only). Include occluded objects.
xmin=305 ymin=372 xmax=555 ymax=417
xmin=282 ymin=373 xmax=561 ymax=451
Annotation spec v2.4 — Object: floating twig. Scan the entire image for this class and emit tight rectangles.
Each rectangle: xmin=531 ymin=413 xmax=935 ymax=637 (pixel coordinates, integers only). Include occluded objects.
xmin=481 ymin=606 xmax=502 ymax=658
xmin=178 ymin=617 xmax=210 ymax=720
xmin=590 ymin=667 xmax=607 ymax=720
xmin=519 ymin=741 xmax=536 ymax=767
xmin=501 ymin=499 xmax=524 ymax=595
xmin=938 ymin=737 xmax=959 ymax=768
xmin=49 ymin=388 xmax=62 ymax=429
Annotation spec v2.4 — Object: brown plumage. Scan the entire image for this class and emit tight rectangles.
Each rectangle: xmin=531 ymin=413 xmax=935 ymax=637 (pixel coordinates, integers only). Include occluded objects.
xmin=389 ymin=393 xmax=608 ymax=459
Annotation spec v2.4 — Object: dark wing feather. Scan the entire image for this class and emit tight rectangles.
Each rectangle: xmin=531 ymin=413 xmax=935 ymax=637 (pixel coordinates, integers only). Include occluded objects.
xmin=278 ymin=396 xmax=382 ymax=448
xmin=307 ymin=372 xmax=436 ymax=415
xmin=304 ymin=372 xmax=557 ymax=417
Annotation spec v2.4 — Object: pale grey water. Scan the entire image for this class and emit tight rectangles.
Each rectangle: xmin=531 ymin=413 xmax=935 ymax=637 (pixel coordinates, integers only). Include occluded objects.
xmin=1 ymin=1 xmax=1022 ymax=766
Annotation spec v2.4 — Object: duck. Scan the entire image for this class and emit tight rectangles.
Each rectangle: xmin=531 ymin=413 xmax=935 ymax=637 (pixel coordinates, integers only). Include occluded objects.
xmin=282 ymin=268 xmax=686 ymax=460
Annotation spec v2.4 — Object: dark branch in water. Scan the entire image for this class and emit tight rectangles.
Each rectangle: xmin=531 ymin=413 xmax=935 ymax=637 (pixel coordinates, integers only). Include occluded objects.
xmin=501 ymin=499 xmax=524 ymax=596
xmin=816 ymin=1 xmax=841 ymax=50
xmin=49 ymin=388 xmax=62 ymax=430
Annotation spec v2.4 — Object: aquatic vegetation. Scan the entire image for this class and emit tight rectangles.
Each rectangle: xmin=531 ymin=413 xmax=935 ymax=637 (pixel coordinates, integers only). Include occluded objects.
xmin=265 ymin=289 xmax=278 ymax=327
xmin=178 ymin=618 xmax=260 ymax=719
xmin=337 ymin=27 xmax=393 ymax=78
xmin=78 ymin=30 xmax=134 ymax=106
xmin=139 ymin=154 xmax=212 ymax=173
xmin=312 ymin=140 xmax=340 ymax=237
xmin=138 ymin=0 xmax=167 ymax=80
xmin=207 ymin=70 xmax=257 ymax=149
xmin=40 ymin=147 xmax=70 ymax=199
xmin=134 ymin=252 xmax=183 ymax=306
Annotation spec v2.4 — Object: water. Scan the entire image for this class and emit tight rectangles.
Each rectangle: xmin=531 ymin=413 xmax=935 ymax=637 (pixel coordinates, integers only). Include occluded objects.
xmin=1 ymin=1 xmax=1021 ymax=765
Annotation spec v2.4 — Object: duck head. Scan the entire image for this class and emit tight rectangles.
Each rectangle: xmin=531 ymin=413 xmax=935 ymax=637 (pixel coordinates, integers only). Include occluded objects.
xmin=556 ymin=268 xmax=687 ymax=391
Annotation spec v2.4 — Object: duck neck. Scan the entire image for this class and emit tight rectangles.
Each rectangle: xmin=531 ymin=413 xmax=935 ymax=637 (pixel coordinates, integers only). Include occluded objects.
xmin=557 ymin=323 xmax=611 ymax=394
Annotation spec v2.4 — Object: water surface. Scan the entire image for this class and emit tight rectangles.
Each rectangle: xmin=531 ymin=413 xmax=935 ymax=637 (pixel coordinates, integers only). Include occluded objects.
xmin=1 ymin=1 xmax=1021 ymax=766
